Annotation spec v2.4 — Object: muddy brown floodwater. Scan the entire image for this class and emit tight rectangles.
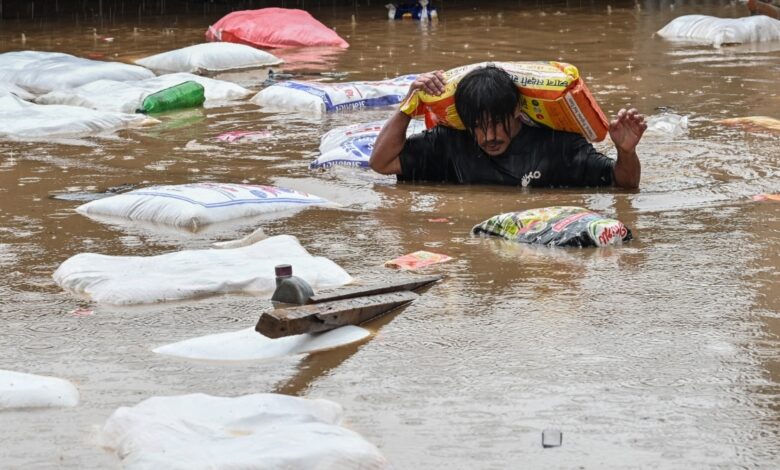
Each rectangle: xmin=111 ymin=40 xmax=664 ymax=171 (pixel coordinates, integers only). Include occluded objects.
xmin=1 ymin=0 xmax=779 ymax=468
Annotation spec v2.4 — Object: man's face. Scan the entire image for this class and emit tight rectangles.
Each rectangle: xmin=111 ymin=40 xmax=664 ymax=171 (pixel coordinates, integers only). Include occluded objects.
xmin=471 ymin=115 xmax=520 ymax=156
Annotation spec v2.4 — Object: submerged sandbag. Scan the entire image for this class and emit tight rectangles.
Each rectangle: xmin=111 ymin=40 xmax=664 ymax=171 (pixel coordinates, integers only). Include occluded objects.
xmin=101 ymin=393 xmax=386 ymax=469
xmin=656 ymin=15 xmax=780 ymax=47
xmin=206 ymin=8 xmax=349 ymax=49
xmin=0 ymin=50 xmax=154 ymax=95
xmin=0 ymin=370 xmax=79 ymax=409
xmin=154 ymin=325 xmax=369 ymax=361
xmin=36 ymin=73 xmax=251 ymax=114
xmin=400 ymin=61 xmax=609 ymax=141
xmin=718 ymin=116 xmax=780 ymax=133
xmin=76 ymin=183 xmax=331 ymax=231
xmin=135 ymin=42 xmax=283 ymax=74
xmin=251 ymin=75 xmax=416 ymax=113
xmin=53 ymin=235 xmax=352 ymax=305
xmin=312 ymin=119 xmax=426 ymax=169
xmin=472 ymin=206 xmax=632 ymax=247
xmin=0 ymin=94 xmax=152 ymax=140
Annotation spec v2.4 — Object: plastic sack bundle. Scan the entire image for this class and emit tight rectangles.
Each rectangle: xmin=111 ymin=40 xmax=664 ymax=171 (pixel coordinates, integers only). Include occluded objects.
xmin=101 ymin=393 xmax=386 ymax=469
xmin=656 ymin=15 xmax=780 ymax=47
xmin=312 ymin=119 xmax=426 ymax=169
xmin=400 ymin=61 xmax=609 ymax=141
xmin=36 ymin=73 xmax=251 ymax=114
xmin=154 ymin=325 xmax=370 ymax=361
xmin=53 ymin=235 xmax=353 ymax=305
xmin=645 ymin=113 xmax=688 ymax=137
xmin=251 ymin=75 xmax=416 ymax=113
xmin=76 ymin=183 xmax=331 ymax=232
xmin=472 ymin=206 xmax=632 ymax=248
xmin=0 ymin=94 xmax=152 ymax=140
xmin=0 ymin=370 xmax=79 ymax=409
xmin=206 ymin=8 xmax=349 ymax=49
xmin=135 ymin=42 xmax=283 ymax=74
xmin=0 ymin=50 xmax=154 ymax=95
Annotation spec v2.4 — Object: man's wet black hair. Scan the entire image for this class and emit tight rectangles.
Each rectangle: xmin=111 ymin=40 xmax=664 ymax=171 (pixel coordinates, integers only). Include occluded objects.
xmin=454 ymin=65 xmax=520 ymax=136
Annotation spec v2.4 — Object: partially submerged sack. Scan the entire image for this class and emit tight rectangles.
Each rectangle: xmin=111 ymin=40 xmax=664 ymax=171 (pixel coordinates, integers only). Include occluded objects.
xmin=0 ymin=94 xmax=151 ymax=140
xmin=135 ymin=42 xmax=283 ymax=74
xmin=206 ymin=8 xmax=349 ymax=49
xmin=251 ymin=75 xmax=416 ymax=113
xmin=53 ymin=235 xmax=353 ymax=305
xmin=154 ymin=325 xmax=370 ymax=361
xmin=312 ymin=119 xmax=426 ymax=169
xmin=0 ymin=50 xmax=154 ymax=95
xmin=36 ymin=73 xmax=251 ymax=114
xmin=718 ymin=116 xmax=780 ymax=134
xmin=101 ymin=394 xmax=386 ymax=469
xmin=76 ymin=183 xmax=331 ymax=231
xmin=400 ymin=61 xmax=609 ymax=142
xmin=472 ymin=206 xmax=632 ymax=247
xmin=0 ymin=370 xmax=79 ymax=409
xmin=656 ymin=15 xmax=780 ymax=47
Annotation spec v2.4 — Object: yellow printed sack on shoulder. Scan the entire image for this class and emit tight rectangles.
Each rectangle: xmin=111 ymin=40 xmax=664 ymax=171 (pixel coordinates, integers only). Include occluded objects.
xmin=400 ymin=61 xmax=609 ymax=142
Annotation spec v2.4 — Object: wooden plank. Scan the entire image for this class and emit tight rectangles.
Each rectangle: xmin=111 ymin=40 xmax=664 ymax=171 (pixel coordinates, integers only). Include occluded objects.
xmin=256 ymin=291 xmax=418 ymax=339
xmin=307 ymin=274 xmax=442 ymax=304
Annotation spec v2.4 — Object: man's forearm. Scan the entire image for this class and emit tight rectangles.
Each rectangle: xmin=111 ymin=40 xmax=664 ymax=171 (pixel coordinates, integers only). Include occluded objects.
xmin=369 ymin=111 xmax=411 ymax=175
xmin=613 ymin=149 xmax=641 ymax=189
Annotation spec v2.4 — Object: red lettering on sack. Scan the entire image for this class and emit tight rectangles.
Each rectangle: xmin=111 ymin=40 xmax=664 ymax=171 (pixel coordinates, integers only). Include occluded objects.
xmin=598 ymin=224 xmax=627 ymax=245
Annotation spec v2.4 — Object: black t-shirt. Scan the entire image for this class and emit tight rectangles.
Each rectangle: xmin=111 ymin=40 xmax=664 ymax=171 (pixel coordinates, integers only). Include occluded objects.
xmin=398 ymin=125 xmax=615 ymax=187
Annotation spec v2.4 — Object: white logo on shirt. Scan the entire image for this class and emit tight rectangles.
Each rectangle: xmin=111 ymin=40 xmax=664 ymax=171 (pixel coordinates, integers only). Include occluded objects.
xmin=521 ymin=170 xmax=542 ymax=187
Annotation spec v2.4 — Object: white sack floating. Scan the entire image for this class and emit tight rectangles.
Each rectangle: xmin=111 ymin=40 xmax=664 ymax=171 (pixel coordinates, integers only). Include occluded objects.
xmin=53 ymin=235 xmax=352 ymax=305
xmin=657 ymin=15 xmax=780 ymax=47
xmin=0 ymin=50 xmax=154 ymax=95
xmin=0 ymin=94 xmax=152 ymax=140
xmin=76 ymin=183 xmax=332 ymax=231
xmin=251 ymin=75 xmax=417 ymax=113
xmin=153 ymin=325 xmax=370 ymax=361
xmin=36 ymin=73 xmax=252 ymax=113
xmin=312 ymin=119 xmax=426 ymax=169
xmin=0 ymin=50 xmax=69 ymax=82
xmin=0 ymin=370 xmax=79 ymax=409
xmin=101 ymin=393 xmax=387 ymax=470
xmin=135 ymin=42 xmax=283 ymax=74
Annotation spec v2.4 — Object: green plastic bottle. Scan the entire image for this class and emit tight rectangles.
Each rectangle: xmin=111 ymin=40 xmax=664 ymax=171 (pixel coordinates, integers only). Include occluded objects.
xmin=138 ymin=81 xmax=205 ymax=114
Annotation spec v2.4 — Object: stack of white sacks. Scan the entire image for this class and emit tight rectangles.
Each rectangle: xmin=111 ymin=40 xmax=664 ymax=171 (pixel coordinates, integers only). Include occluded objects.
xmin=0 ymin=43 xmax=281 ymax=140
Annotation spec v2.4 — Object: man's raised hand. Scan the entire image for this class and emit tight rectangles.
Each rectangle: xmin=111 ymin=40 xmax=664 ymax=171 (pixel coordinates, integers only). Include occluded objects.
xmin=609 ymin=108 xmax=647 ymax=156
xmin=409 ymin=70 xmax=447 ymax=97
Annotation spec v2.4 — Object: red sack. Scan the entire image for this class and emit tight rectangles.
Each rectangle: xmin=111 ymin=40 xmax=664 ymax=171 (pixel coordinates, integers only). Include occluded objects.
xmin=206 ymin=8 xmax=349 ymax=49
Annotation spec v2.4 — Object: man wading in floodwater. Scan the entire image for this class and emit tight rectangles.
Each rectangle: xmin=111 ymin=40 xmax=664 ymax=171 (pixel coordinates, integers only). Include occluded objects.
xmin=370 ymin=66 xmax=646 ymax=189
